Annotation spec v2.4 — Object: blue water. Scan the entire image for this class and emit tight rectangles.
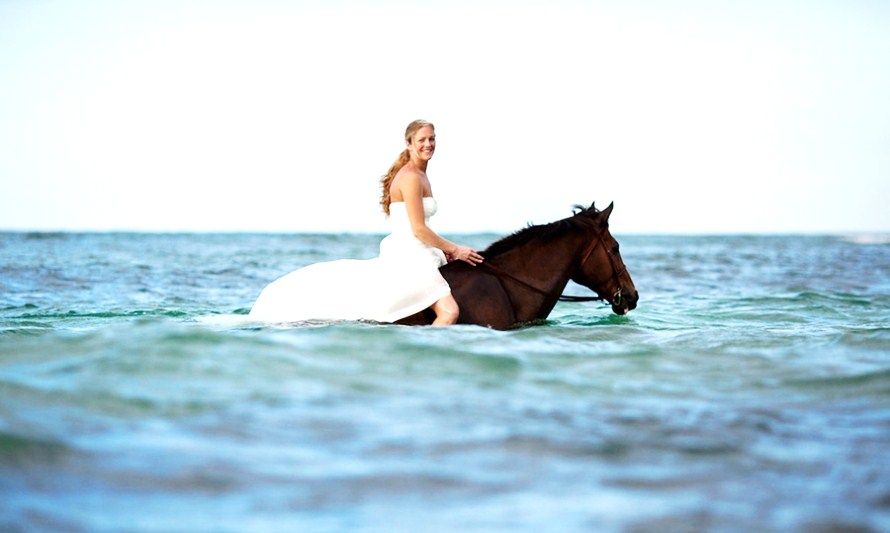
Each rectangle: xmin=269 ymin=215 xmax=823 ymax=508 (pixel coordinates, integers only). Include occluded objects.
xmin=1 ymin=232 xmax=889 ymax=532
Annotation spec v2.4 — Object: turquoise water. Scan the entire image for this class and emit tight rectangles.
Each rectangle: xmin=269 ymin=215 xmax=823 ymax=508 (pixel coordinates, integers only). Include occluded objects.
xmin=1 ymin=232 xmax=889 ymax=532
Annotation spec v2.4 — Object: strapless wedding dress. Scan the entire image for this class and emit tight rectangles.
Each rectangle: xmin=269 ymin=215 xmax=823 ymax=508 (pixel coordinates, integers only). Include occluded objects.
xmin=248 ymin=197 xmax=450 ymax=323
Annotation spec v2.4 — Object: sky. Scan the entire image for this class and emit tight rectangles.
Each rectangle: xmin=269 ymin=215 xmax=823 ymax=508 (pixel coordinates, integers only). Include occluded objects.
xmin=1 ymin=0 xmax=888 ymax=234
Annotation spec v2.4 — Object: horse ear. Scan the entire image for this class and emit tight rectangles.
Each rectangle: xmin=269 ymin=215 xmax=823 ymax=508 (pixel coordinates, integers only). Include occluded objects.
xmin=599 ymin=202 xmax=614 ymax=226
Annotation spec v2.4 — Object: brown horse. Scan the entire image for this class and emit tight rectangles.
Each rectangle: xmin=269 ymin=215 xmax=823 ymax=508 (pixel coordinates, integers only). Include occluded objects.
xmin=396 ymin=202 xmax=638 ymax=329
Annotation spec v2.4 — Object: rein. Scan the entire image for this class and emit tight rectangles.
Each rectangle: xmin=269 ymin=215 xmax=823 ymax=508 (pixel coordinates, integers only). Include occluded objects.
xmin=479 ymin=261 xmax=568 ymax=299
xmin=558 ymin=294 xmax=606 ymax=303
xmin=479 ymin=224 xmax=621 ymax=304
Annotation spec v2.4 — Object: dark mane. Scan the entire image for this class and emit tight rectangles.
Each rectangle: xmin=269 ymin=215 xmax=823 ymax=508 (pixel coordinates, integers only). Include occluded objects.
xmin=482 ymin=204 xmax=600 ymax=259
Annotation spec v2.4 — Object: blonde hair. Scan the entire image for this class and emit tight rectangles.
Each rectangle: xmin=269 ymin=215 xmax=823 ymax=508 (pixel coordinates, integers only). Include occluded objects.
xmin=380 ymin=119 xmax=435 ymax=216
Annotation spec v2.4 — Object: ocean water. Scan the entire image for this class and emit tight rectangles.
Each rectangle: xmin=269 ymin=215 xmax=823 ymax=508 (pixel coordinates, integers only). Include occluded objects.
xmin=1 ymin=231 xmax=889 ymax=532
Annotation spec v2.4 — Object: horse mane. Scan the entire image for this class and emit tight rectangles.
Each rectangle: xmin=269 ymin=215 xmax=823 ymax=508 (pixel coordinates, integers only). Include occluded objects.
xmin=481 ymin=204 xmax=600 ymax=259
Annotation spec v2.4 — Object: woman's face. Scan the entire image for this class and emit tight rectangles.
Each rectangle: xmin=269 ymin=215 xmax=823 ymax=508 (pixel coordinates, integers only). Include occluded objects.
xmin=407 ymin=125 xmax=436 ymax=161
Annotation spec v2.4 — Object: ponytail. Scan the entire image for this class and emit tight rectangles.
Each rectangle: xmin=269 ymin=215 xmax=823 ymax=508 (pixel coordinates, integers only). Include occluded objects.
xmin=380 ymin=149 xmax=411 ymax=216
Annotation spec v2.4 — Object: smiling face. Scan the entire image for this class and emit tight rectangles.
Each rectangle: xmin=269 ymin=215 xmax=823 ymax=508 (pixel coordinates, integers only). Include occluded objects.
xmin=407 ymin=125 xmax=436 ymax=162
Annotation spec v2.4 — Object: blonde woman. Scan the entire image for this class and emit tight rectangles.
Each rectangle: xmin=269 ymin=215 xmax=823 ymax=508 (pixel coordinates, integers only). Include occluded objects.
xmin=249 ymin=120 xmax=482 ymax=325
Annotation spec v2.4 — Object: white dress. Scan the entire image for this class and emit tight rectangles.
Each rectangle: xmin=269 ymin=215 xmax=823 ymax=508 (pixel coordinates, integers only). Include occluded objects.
xmin=248 ymin=197 xmax=450 ymax=323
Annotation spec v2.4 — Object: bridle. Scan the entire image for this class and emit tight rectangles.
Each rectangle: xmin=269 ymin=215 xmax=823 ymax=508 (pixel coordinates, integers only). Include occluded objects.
xmin=480 ymin=222 xmax=627 ymax=305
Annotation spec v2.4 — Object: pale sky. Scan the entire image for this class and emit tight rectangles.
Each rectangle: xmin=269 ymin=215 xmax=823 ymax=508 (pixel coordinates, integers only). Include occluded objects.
xmin=1 ymin=0 xmax=888 ymax=234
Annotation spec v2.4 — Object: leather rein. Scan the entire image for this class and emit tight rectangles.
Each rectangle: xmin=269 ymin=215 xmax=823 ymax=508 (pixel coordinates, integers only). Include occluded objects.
xmin=479 ymin=224 xmax=625 ymax=304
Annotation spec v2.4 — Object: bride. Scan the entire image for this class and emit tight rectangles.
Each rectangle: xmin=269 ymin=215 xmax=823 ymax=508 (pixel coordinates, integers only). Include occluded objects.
xmin=248 ymin=120 xmax=484 ymax=325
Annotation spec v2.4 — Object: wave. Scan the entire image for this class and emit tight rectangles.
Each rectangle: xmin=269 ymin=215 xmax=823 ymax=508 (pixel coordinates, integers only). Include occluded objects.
xmin=20 ymin=231 xmax=71 ymax=241
xmin=839 ymin=233 xmax=890 ymax=245
xmin=787 ymin=368 xmax=890 ymax=397
xmin=0 ymin=431 xmax=73 ymax=465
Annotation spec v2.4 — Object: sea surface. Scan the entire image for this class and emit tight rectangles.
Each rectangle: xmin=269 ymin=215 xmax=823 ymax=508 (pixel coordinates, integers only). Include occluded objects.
xmin=1 ymin=231 xmax=889 ymax=532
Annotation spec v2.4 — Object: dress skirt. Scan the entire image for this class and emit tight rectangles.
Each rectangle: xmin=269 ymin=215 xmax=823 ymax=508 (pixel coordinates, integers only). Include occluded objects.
xmin=248 ymin=198 xmax=450 ymax=323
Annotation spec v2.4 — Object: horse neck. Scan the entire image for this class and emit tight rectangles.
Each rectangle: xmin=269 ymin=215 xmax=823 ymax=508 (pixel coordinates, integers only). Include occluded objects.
xmin=488 ymin=230 xmax=588 ymax=320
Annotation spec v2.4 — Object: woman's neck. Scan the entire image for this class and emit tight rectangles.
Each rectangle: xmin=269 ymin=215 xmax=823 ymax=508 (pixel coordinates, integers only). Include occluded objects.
xmin=409 ymin=157 xmax=428 ymax=173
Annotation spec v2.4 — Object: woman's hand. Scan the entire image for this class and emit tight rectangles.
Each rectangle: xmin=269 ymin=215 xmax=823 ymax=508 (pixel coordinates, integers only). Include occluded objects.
xmin=451 ymin=245 xmax=484 ymax=266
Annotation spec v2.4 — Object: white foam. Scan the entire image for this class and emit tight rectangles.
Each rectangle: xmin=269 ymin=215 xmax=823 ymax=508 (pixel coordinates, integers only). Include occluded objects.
xmin=840 ymin=234 xmax=890 ymax=245
xmin=193 ymin=314 xmax=259 ymax=328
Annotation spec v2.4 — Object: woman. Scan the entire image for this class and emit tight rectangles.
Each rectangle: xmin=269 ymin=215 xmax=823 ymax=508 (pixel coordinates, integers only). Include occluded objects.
xmin=249 ymin=119 xmax=483 ymax=325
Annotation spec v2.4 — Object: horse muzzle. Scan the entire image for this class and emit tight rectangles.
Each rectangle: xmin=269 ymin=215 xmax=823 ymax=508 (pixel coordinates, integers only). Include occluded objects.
xmin=610 ymin=287 xmax=639 ymax=315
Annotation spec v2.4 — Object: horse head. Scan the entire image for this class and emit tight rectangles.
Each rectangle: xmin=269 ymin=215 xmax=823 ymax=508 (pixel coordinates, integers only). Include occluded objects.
xmin=570 ymin=202 xmax=639 ymax=315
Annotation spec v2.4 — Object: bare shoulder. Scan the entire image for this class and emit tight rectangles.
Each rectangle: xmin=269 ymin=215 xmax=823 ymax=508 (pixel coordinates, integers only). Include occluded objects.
xmin=394 ymin=164 xmax=423 ymax=184
xmin=392 ymin=166 xmax=426 ymax=200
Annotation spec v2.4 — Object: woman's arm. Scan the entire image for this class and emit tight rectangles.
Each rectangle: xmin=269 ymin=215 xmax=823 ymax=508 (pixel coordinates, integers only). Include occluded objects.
xmin=398 ymin=172 xmax=483 ymax=266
